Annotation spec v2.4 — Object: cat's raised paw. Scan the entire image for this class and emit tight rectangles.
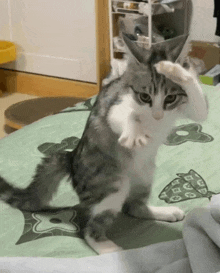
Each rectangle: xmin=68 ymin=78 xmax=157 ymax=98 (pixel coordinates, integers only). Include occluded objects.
xmin=118 ymin=133 xmax=149 ymax=149
xmin=154 ymin=61 xmax=193 ymax=86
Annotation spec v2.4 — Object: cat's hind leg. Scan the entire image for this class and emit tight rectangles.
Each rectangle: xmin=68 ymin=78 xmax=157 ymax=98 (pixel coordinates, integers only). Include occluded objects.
xmin=84 ymin=177 xmax=130 ymax=254
xmin=84 ymin=210 xmax=123 ymax=255
xmin=123 ymin=199 xmax=185 ymax=222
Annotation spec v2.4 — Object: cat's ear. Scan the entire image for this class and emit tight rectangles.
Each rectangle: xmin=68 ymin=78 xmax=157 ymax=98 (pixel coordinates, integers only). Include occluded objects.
xmin=122 ymin=31 xmax=188 ymax=64
xmin=164 ymin=35 xmax=189 ymax=62
xmin=122 ymin=32 xmax=152 ymax=64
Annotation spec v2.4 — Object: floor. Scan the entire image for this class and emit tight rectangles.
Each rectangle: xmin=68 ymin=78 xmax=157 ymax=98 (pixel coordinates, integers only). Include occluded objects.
xmin=0 ymin=92 xmax=38 ymax=139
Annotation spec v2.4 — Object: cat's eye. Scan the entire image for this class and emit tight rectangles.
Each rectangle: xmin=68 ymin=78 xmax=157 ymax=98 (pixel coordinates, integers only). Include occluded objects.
xmin=139 ymin=93 xmax=152 ymax=104
xmin=165 ymin=95 xmax=177 ymax=104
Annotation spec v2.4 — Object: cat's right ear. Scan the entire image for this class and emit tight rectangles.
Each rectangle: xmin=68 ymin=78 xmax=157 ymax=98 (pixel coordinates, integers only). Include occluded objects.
xmin=122 ymin=32 xmax=151 ymax=64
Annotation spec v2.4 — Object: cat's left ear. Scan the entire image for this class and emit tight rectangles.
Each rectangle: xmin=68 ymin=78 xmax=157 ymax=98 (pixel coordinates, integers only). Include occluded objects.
xmin=164 ymin=35 xmax=189 ymax=62
xmin=122 ymin=32 xmax=152 ymax=64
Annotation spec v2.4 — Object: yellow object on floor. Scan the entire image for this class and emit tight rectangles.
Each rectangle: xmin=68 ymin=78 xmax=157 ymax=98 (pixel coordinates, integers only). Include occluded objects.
xmin=0 ymin=40 xmax=16 ymax=64
xmin=0 ymin=40 xmax=16 ymax=97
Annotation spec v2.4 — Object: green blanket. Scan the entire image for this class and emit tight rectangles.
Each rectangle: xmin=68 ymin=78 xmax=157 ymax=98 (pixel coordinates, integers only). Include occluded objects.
xmin=0 ymin=84 xmax=219 ymax=258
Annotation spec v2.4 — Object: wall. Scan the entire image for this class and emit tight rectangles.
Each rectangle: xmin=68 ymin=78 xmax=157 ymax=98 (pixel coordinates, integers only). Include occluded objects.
xmin=0 ymin=0 xmax=218 ymax=84
xmin=0 ymin=0 xmax=97 ymax=83
xmin=191 ymin=0 xmax=220 ymax=43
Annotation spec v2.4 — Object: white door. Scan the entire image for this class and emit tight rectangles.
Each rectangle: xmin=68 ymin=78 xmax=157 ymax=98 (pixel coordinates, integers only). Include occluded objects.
xmin=0 ymin=0 xmax=97 ymax=83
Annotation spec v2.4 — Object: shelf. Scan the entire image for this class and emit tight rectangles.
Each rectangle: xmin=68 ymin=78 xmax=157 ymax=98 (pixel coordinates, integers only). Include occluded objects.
xmin=113 ymin=34 xmax=188 ymax=53
xmin=109 ymin=0 xmax=190 ymax=62
xmin=112 ymin=0 xmax=183 ymax=16
xmin=112 ymin=10 xmax=139 ymax=15
xmin=0 ymin=41 xmax=16 ymax=64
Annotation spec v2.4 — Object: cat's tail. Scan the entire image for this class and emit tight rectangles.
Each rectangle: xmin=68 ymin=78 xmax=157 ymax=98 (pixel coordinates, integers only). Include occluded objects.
xmin=0 ymin=152 xmax=72 ymax=211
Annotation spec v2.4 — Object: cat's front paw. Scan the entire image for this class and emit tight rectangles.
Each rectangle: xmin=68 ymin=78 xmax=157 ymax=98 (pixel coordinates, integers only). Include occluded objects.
xmin=118 ymin=132 xmax=150 ymax=149
xmin=154 ymin=61 xmax=193 ymax=86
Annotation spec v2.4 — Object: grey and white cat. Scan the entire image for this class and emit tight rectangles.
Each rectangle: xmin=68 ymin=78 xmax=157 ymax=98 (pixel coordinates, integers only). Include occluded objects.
xmin=0 ymin=34 xmax=208 ymax=254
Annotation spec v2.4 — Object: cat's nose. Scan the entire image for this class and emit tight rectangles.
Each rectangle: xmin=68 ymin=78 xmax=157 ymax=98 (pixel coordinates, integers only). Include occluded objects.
xmin=152 ymin=111 xmax=164 ymax=120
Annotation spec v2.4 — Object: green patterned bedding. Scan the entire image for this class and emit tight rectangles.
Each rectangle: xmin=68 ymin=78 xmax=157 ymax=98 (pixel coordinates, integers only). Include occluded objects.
xmin=0 ymin=84 xmax=219 ymax=258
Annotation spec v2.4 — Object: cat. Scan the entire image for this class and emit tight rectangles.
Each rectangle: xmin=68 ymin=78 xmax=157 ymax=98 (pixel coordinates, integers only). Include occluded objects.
xmin=0 ymin=34 xmax=208 ymax=255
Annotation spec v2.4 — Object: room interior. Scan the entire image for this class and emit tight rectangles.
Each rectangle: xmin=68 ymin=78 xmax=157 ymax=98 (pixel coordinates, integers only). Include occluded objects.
xmin=0 ymin=0 xmax=219 ymax=138
xmin=0 ymin=0 xmax=220 ymax=272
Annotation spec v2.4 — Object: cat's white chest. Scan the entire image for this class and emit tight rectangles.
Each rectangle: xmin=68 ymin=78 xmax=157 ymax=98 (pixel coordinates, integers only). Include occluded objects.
xmin=127 ymin=144 xmax=157 ymax=187
xmin=125 ymin=118 xmax=175 ymax=187
xmin=108 ymin=92 xmax=177 ymax=184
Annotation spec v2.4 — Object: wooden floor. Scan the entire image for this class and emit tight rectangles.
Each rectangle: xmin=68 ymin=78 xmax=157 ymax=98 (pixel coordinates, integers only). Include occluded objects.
xmin=0 ymin=93 xmax=38 ymax=139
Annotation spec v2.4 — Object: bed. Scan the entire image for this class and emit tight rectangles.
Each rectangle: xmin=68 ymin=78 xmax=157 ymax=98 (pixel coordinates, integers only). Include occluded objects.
xmin=0 ymin=84 xmax=220 ymax=272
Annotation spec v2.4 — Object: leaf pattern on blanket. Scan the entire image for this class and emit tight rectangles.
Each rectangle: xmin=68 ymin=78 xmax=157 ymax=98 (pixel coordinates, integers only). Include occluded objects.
xmin=16 ymin=206 xmax=86 ymax=245
xmin=159 ymin=170 xmax=219 ymax=204
xmin=165 ymin=123 xmax=214 ymax=146
xmin=38 ymin=136 xmax=80 ymax=155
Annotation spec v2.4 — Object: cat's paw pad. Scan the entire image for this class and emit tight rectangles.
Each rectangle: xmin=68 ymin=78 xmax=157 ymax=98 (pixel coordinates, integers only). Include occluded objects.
xmin=161 ymin=206 xmax=185 ymax=222
xmin=154 ymin=61 xmax=192 ymax=85
xmin=118 ymin=133 xmax=149 ymax=149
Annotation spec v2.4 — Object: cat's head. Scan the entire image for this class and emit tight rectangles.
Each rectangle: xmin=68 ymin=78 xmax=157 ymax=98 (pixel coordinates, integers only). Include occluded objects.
xmin=122 ymin=34 xmax=189 ymax=121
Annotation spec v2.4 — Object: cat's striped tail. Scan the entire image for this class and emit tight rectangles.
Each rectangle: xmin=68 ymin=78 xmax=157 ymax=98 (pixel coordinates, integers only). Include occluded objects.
xmin=0 ymin=152 xmax=72 ymax=211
